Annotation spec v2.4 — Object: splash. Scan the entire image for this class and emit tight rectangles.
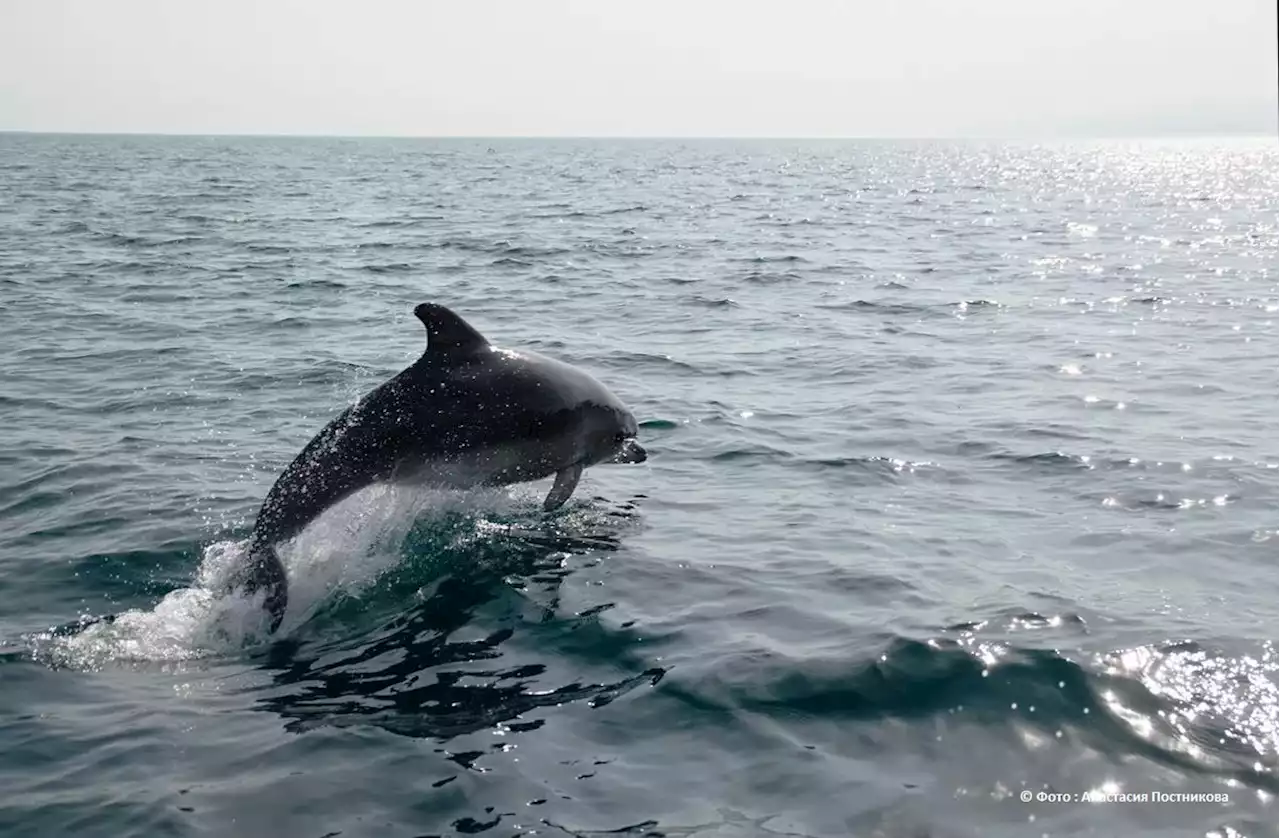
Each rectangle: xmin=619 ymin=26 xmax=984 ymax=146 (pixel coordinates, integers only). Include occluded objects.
xmin=26 ymin=482 xmax=554 ymax=671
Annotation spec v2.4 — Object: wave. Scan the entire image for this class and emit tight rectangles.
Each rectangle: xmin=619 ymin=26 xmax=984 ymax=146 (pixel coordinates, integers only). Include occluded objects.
xmin=664 ymin=633 xmax=1277 ymax=791
xmin=360 ymin=262 xmax=416 ymax=274
xmin=735 ymin=254 xmax=809 ymax=264
xmin=601 ymin=351 xmax=701 ymax=374
xmin=353 ymin=217 xmax=446 ymax=229
xmin=97 ymin=232 xmax=206 ymax=249
xmin=819 ymin=299 xmax=937 ymax=316
xmin=536 ymin=205 xmax=647 ymax=219
xmin=242 ymin=243 xmax=293 ymax=254
xmin=819 ymin=299 xmax=1003 ymax=317
xmin=742 ymin=270 xmax=802 ymax=284
xmin=702 ymin=447 xmax=941 ymax=481
xmin=983 ymin=447 xmax=1270 ymax=477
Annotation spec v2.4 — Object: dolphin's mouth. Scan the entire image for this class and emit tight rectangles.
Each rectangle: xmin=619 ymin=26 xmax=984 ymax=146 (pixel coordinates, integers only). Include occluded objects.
xmin=609 ymin=438 xmax=647 ymax=465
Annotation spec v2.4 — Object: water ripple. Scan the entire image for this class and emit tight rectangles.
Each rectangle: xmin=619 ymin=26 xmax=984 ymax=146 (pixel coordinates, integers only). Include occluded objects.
xmin=0 ymin=134 xmax=1274 ymax=837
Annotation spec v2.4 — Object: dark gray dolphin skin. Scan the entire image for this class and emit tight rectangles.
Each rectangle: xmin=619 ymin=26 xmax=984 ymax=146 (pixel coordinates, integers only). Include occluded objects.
xmin=230 ymin=303 xmax=647 ymax=631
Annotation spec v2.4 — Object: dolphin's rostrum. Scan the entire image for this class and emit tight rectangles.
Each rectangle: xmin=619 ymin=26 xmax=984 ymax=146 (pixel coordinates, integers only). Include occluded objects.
xmin=231 ymin=303 xmax=647 ymax=631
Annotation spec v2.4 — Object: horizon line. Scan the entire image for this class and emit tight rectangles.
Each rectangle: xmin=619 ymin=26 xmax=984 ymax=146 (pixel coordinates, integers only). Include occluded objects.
xmin=1 ymin=128 xmax=1276 ymax=142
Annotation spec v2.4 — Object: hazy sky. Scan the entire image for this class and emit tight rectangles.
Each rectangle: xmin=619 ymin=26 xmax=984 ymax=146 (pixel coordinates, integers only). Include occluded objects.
xmin=2 ymin=0 xmax=1276 ymax=137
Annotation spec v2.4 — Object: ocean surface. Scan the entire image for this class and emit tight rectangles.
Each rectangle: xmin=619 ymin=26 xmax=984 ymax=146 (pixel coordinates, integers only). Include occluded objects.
xmin=0 ymin=133 xmax=1276 ymax=838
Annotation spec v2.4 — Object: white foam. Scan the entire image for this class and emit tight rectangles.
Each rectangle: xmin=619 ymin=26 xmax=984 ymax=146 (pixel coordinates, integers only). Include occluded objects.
xmin=31 ymin=482 xmax=546 ymax=670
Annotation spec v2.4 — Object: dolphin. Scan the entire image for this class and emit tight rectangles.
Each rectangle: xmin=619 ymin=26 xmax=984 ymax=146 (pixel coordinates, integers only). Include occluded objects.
xmin=229 ymin=302 xmax=647 ymax=631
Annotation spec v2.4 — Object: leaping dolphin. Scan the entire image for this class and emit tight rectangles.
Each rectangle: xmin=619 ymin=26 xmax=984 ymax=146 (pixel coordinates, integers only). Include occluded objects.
xmin=230 ymin=303 xmax=648 ymax=631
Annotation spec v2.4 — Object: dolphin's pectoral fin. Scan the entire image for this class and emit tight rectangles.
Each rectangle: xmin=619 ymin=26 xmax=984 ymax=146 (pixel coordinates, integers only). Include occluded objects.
xmin=543 ymin=464 xmax=583 ymax=511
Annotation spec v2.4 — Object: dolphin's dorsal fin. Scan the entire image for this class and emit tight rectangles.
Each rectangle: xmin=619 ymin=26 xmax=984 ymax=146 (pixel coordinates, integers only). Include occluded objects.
xmin=414 ymin=303 xmax=490 ymax=357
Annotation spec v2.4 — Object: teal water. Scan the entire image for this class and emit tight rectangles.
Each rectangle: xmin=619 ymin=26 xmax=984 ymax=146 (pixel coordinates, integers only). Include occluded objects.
xmin=0 ymin=134 xmax=1276 ymax=838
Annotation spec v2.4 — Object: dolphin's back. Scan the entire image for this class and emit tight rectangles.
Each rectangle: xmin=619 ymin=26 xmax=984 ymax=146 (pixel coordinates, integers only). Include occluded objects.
xmin=251 ymin=397 xmax=404 ymax=544
xmin=411 ymin=348 xmax=626 ymax=446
